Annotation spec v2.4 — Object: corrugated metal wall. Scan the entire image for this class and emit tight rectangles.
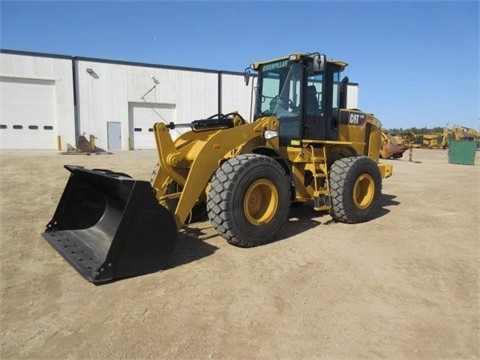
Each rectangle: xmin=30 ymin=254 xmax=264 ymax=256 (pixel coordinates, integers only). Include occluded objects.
xmin=220 ymin=73 xmax=256 ymax=121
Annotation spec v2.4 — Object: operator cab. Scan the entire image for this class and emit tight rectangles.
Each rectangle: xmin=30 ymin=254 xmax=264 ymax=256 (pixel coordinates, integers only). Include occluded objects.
xmin=248 ymin=53 xmax=348 ymax=146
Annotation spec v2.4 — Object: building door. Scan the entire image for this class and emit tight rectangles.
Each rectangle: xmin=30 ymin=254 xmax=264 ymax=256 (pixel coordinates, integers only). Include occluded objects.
xmin=107 ymin=122 xmax=122 ymax=150
xmin=128 ymin=102 xmax=176 ymax=150
xmin=0 ymin=77 xmax=57 ymax=149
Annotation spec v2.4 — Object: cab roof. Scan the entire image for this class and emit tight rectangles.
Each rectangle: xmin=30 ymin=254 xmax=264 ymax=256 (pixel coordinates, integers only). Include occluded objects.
xmin=251 ymin=53 xmax=348 ymax=71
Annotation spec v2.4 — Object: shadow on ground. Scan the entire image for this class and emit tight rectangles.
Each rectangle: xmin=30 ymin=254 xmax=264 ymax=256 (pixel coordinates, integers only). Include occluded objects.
xmin=169 ymin=225 xmax=219 ymax=268
xmin=167 ymin=193 xmax=400 ymax=268
xmin=375 ymin=193 xmax=400 ymax=219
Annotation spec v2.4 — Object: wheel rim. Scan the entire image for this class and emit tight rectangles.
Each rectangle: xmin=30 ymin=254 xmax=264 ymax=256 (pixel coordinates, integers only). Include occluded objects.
xmin=353 ymin=174 xmax=375 ymax=209
xmin=244 ymin=179 xmax=278 ymax=225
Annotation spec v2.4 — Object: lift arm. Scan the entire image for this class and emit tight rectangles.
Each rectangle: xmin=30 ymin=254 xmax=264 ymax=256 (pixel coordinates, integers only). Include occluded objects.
xmin=151 ymin=115 xmax=280 ymax=229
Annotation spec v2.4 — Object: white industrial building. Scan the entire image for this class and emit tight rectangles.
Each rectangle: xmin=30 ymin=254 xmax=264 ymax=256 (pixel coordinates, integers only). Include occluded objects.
xmin=0 ymin=50 xmax=255 ymax=151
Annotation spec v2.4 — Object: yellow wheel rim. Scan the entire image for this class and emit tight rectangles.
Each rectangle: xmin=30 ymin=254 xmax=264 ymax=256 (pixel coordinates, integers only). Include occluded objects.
xmin=244 ymin=179 xmax=278 ymax=225
xmin=353 ymin=174 xmax=375 ymax=209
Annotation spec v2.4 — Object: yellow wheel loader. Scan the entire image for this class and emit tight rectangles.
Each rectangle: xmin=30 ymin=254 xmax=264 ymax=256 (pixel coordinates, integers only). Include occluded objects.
xmin=43 ymin=53 xmax=393 ymax=283
xmin=380 ymin=131 xmax=409 ymax=159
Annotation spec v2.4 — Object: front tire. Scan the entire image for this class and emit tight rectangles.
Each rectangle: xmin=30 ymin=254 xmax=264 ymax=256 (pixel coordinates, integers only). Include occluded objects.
xmin=329 ymin=156 xmax=382 ymax=223
xmin=207 ymin=154 xmax=290 ymax=247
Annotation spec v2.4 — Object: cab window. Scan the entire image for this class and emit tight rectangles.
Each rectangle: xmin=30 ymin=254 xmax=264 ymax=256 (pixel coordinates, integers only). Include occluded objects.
xmin=306 ymin=73 xmax=323 ymax=115
xmin=257 ymin=62 xmax=302 ymax=119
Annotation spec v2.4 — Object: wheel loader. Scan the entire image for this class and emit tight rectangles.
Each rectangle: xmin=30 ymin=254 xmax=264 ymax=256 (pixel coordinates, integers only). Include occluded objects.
xmin=42 ymin=53 xmax=393 ymax=283
xmin=380 ymin=131 xmax=409 ymax=159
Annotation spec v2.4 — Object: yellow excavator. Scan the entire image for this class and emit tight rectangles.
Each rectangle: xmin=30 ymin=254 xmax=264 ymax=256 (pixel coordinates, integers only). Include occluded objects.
xmin=43 ymin=53 xmax=393 ymax=283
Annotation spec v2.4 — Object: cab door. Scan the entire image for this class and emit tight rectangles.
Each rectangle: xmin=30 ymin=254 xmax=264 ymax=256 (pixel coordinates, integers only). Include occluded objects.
xmin=303 ymin=72 xmax=325 ymax=140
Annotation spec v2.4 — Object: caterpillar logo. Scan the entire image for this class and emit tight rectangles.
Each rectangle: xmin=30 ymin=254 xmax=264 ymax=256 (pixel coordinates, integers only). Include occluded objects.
xmin=340 ymin=111 xmax=367 ymax=126
xmin=349 ymin=113 xmax=366 ymax=125
xmin=263 ymin=60 xmax=289 ymax=72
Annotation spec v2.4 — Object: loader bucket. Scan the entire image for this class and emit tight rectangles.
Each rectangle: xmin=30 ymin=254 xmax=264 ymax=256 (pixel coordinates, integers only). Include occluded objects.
xmin=42 ymin=165 xmax=178 ymax=284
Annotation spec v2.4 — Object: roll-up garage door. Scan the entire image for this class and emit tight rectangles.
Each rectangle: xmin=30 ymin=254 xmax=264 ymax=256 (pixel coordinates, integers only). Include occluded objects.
xmin=0 ymin=77 xmax=57 ymax=149
xmin=128 ymin=102 xmax=176 ymax=150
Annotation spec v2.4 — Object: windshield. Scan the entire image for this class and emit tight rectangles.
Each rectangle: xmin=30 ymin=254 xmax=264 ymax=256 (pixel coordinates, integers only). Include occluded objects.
xmin=255 ymin=61 xmax=302 ymax=119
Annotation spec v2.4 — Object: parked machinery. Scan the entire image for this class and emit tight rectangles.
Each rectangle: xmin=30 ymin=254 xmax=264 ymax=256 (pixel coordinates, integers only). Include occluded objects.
xmin=380 ymin=131 xmax=409 ymax=159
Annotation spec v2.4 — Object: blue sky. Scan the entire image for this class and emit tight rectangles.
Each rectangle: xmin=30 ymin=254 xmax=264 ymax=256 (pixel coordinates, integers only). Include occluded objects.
xmin=1 ymin=1 xmax=478 ymax=130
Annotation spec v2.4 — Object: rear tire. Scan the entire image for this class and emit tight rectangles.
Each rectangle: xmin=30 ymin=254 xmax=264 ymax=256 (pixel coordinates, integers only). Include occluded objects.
xmin=329 ymin=156 xmax=382 ymax=223
xmin=207 ymin=154 xmax=290 ymax=247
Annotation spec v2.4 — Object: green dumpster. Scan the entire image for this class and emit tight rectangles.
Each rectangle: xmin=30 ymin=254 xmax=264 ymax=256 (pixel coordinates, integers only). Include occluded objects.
xmin=448 ymin=140 xmax=477 ymax=165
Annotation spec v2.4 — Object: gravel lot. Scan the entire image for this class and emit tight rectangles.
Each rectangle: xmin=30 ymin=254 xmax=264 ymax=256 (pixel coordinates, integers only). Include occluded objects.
xmin=1 ymin=148 xmax=479 ymax=359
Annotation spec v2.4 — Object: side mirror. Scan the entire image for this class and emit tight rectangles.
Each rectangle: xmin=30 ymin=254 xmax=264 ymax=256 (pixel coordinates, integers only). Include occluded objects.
xmin=244 ymin=68 xmax=251 ymax=86
xmin=313 ymin=54 xmax=326 ymax=72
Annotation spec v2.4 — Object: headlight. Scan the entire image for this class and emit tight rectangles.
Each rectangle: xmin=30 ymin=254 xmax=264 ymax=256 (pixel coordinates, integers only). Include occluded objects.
xmin=263 ymin=130 xmax=278 ymax=140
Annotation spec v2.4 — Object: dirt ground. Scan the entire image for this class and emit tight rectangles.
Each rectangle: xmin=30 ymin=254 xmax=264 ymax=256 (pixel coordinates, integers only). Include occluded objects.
xmin=0 ymin=148 xmax=479 ymax=359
